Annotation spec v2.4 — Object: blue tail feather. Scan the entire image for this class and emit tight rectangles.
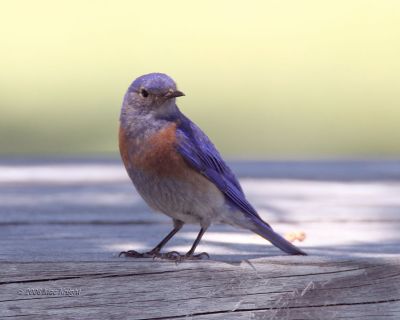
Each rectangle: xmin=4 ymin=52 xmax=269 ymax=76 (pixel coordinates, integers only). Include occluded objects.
xmin=250 ymin=217 xmax=307 ymax=256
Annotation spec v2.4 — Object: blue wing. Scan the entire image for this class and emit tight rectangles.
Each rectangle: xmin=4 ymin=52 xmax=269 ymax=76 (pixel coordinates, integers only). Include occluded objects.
xmin=174 ymin=113 xmax=306 ymax=255
xmin=175 ymin=113 xmax=264 ymax=222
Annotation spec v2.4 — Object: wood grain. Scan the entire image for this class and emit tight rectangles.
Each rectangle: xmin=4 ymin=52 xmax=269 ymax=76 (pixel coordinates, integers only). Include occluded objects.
xmin=1 ymin=160 xmax=399 ymax=319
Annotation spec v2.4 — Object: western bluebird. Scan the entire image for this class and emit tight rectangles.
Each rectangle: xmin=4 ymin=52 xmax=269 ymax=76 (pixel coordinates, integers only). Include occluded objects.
xmin=119 ymin=73 xmax=306 ymax=260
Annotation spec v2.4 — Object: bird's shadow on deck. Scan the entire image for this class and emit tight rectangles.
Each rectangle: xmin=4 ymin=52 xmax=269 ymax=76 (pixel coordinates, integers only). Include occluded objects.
xmin=113 ymin=223 xmax=400 ymax=265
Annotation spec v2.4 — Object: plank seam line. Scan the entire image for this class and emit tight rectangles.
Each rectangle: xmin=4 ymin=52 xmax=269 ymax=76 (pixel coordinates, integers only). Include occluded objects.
xmin=264 ymin=266 xmax=370 ymax=279
xmin=0 ymin=276 xmax=81 ymax=285
xmin=96 ymin=268 xmax=198 ymax=279
xmin=139 ymin=298 xmax=400 ymax=320
xmin=0 ymin=269 xmax=199 ymax=285
xmin=0 ymin=265 xmax=375 ymax=285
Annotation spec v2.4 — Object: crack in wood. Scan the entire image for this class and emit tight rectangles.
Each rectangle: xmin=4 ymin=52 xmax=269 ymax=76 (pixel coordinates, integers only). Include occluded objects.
xmin=139 ymin=298 xmax=400 ymax=320
xmin=263 ymin=266 xmax=369 ymax=279
xmin=0 ymin=276 xmax=81 ymax=285
xmin=95 ymin=268 xmax=198 ymax=279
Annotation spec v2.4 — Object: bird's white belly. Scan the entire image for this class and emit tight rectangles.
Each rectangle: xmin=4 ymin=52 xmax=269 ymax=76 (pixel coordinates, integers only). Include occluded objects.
xmin=131 ymin=169 xmax=226 ymax=226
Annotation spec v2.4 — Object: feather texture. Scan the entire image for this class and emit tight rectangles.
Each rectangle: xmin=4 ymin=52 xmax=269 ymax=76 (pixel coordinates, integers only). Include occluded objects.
xmin=175 ymin=113 xmax=267 ymax=224
xmin=174 ymin=112 xmax=306 ymax=255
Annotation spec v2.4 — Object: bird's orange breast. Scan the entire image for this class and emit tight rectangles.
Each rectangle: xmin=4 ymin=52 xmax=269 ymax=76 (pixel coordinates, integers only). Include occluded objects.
xmin=119 ymin=123 xmax=189 ymax=178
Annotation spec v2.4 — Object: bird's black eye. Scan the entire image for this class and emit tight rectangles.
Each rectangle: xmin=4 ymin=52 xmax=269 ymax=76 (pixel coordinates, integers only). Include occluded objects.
xmin=140 ymin=89 xmax=149 ymax=98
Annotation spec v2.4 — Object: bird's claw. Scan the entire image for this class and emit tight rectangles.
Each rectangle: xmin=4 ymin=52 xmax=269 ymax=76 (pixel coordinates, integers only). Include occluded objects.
xmin=119 ymin=249 xmax=210 ymax=261
xmin=160 ymin=251 xmax=181 ymax=260
xmin=187 ymin=252 xmax=210 ymax=260
xmin=160 ymin=251 xmax=210 ymax=261
xmin=118 ymin=250 xmax=161 ymax=258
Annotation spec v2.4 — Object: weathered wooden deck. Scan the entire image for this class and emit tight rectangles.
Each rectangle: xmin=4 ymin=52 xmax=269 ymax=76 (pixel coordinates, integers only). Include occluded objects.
xmin=1 ymin=159 xmax=400 ymax=319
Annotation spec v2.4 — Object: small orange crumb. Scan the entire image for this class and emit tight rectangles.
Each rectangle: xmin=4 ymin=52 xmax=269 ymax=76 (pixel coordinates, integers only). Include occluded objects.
xmin=284 ymin=231 xmax=306 ymax=243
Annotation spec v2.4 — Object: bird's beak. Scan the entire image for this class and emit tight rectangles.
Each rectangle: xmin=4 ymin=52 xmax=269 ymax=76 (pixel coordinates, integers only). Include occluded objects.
xmin=165 ymin=90 xmax=185 ymax=99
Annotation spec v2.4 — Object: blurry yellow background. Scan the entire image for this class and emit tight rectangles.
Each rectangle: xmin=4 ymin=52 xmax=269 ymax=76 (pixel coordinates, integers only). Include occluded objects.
xmin=1 ymin=0 xmax=399 ymax=158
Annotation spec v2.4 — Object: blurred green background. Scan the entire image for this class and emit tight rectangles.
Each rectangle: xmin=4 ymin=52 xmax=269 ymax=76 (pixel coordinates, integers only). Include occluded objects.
xmin=1 ymin=0 xmax=399 ymax=158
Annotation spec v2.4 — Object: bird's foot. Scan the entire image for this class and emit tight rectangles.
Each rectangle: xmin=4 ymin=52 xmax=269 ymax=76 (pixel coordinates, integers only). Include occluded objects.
xmin=160 ymin=251 xmax=210 ymax=261
xmin=118 ymin=250 xmax=161 ymax=259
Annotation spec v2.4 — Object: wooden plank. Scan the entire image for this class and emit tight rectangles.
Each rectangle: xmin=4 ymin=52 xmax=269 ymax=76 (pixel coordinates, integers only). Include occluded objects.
xmin=1 ymin=160 xmax=400 ymax=319
xmin=1 ymin=258 xmax=399 ymax=319
xmin=0 ymin=221 xmax=400 ymax=263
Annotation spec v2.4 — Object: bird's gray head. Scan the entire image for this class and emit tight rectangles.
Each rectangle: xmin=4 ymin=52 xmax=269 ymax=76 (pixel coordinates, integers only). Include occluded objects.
xmin=122 ymin=73 xmax=184 ymax=117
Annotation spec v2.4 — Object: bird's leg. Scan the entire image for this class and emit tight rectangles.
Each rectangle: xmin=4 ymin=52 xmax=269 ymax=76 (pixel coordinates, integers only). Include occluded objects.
xmin=119 ymin=220 xmax=184 ymax=258
xmin=162 ymin=227 xmax=210 ymax=261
